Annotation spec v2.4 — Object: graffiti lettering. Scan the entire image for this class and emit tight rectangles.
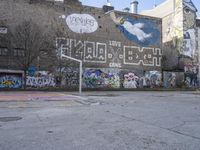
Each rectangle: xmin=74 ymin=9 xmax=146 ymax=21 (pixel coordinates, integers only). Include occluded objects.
xmin=124 ymin=46 xmax=161 ymax=66
xmin=56 ymin=38 xmax=162 ymax=68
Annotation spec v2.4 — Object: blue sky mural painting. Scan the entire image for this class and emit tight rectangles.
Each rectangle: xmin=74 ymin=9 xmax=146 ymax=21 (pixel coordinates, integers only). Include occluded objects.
xmin=109 ymin=11 xmax=160 ymax=47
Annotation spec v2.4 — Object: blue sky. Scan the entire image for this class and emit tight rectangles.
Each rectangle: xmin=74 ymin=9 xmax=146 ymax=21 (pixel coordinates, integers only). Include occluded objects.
xmin=81 ymin=0 xmax=200 ymax=16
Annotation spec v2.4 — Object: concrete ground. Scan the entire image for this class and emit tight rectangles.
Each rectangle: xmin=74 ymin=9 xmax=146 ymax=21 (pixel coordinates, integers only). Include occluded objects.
xmin=0 ymin=91 xmax=200 ymax=150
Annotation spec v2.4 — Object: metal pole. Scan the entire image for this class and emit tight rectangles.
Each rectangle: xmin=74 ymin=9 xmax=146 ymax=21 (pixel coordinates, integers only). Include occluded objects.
xmin=79 ymin=61 xmax=82 ymax=94
xmin=60 ymin=48 xmax=83 ymax=94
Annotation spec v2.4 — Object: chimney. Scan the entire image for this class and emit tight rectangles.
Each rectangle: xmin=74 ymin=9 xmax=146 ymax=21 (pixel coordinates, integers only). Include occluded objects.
xmin=103 ymin=0 xmax=114 ymax=13
xmin=107 ymin=0 xmax=111 ymax=6
xmin=130 ymin=0 xmax=138 ymax=14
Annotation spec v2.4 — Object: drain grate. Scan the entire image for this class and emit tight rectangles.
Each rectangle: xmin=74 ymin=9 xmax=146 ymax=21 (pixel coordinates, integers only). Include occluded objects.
xmin=0 ymin=117 xmax=22 ymax=122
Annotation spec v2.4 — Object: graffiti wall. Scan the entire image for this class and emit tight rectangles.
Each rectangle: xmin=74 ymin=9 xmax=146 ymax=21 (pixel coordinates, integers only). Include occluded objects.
xmin=56 ymin=67 xmax=79 ymax=88
xmin=83 ymin=68 xmax=120 ymax=88
xmin=0 ymin=74 xmax=23 ymax=88
xmin=120 ymin=70 xmax=162 ymax=89
xmin=163 ymin=72 xmax=177 ymax=88
xmin=26 ymin=71 xmax=56 ymax=88
xmin=163 ymin=72 xmax=185 ymax=88
xmin=56 ymin=38 xmax=162 ymax=69
xmin=184 ymin=65 xmax=198 ymax=87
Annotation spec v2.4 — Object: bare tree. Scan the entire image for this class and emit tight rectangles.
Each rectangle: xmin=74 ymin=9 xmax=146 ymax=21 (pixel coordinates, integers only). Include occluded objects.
xmin=10 ymin=20 xmax=55 ymax=89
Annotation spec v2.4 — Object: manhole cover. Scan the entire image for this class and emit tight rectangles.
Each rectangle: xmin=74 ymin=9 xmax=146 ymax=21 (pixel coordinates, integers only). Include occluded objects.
xmin=0 ymin=117 xmax=22 ymax=122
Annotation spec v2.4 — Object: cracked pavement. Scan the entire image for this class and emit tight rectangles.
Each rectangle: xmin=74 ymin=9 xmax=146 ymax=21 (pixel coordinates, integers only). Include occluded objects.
xmin=0 ymin=91 xmax=200 ymax=150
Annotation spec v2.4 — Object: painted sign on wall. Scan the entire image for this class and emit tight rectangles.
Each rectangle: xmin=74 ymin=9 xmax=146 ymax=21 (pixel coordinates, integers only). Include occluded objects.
xmin=66 ymin=14 xmax=98 ymax=33
xmin=56 ymin=38 xmax=162 ymax=68
xmin=0 ymin=74 xmax=22 ymax=88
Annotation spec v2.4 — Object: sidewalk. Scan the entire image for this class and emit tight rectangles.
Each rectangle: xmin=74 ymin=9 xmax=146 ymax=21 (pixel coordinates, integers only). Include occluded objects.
xmin=0 ymin=91 xmax=83 ymax=101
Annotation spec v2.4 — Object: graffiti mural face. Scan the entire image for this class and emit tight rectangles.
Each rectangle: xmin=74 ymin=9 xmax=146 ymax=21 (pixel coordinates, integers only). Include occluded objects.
xmin=123 ymin=73 xmax=139 ymax=88
xmin=66 ymin=14 xmax=98 ymax=33
xmin=0 ymin=74 xmax=22 ymax=88
xmin=83 ymin=69 xmax=120 ymax=88
xmin=109 ymin=11 xmax=160 ymax=46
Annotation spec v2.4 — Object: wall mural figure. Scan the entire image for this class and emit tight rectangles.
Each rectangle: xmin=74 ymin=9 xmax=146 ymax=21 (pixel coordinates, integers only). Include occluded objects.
xmin=181 ymin=0 xmax=197 ymax=57
xmin=123 ymin=73 xmax=139 ymax=88
xmin=108 ymin=11 xmax=160 ymax=46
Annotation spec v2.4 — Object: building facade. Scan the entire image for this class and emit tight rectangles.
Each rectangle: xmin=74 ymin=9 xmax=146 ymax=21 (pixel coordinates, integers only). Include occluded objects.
xmin=0 ymin=0 xmax=198 ymax=89
xmin=142 ymin=0 xmax=199 ymax=88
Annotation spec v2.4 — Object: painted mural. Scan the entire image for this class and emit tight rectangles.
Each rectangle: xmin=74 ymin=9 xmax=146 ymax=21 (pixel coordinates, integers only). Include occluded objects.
xmin=181 ymin=0 xmax=197 ymax=57
xmin=121 ymin=71 xmax=162 ymax=89
xmin=184 ymin=65 xmax=198 ymax=87
xmin=108 ymin=11 xmax=160 ymax=47
xmin=83 ymin=68 xmax=120 ymax=88
xmin=0 ymin=74 xmax=23 ymax=88
xmin=56 ymin=38 xmax=162 ymax=68
xmin=163 ymin=72 xmax=177 ymax=88
xmin=26 ymin=71 xmax=56 ymax=88
xmin=66 ymin=14 xmax=98 ymax=33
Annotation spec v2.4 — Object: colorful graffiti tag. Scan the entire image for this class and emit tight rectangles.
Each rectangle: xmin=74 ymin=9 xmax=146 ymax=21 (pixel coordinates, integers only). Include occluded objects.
xmin=83 ymin=69 xmax=120 ymax=88
xmin=109 ymin=11 xmax=160 ymax=46
xmin=26 ymin=71 xmax=56 ymax=88
xmin=0 ymin=74 xmax=22 ymax=88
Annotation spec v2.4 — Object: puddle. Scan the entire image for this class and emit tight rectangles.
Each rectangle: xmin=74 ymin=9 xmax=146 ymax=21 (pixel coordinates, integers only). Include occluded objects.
xmin=0 ymin=117 xmax=22 ymax=122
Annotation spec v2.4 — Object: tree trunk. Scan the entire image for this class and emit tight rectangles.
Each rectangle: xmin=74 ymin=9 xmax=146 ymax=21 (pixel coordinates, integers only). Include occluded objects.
xmin=23 ymin=70 xmax=27 ymax=89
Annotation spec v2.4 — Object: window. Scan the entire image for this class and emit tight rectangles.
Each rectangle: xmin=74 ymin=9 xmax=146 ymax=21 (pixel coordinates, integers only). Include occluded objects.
xmin=13 ymin=49 xmax=25 ymax=57
xmin=0 ymin=48 xmax=8 ymax=56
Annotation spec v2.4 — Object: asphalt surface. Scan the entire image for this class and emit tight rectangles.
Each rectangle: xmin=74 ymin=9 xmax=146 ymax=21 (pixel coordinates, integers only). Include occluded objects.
xmin=0 ymin=91 xmax=200 ymax=150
